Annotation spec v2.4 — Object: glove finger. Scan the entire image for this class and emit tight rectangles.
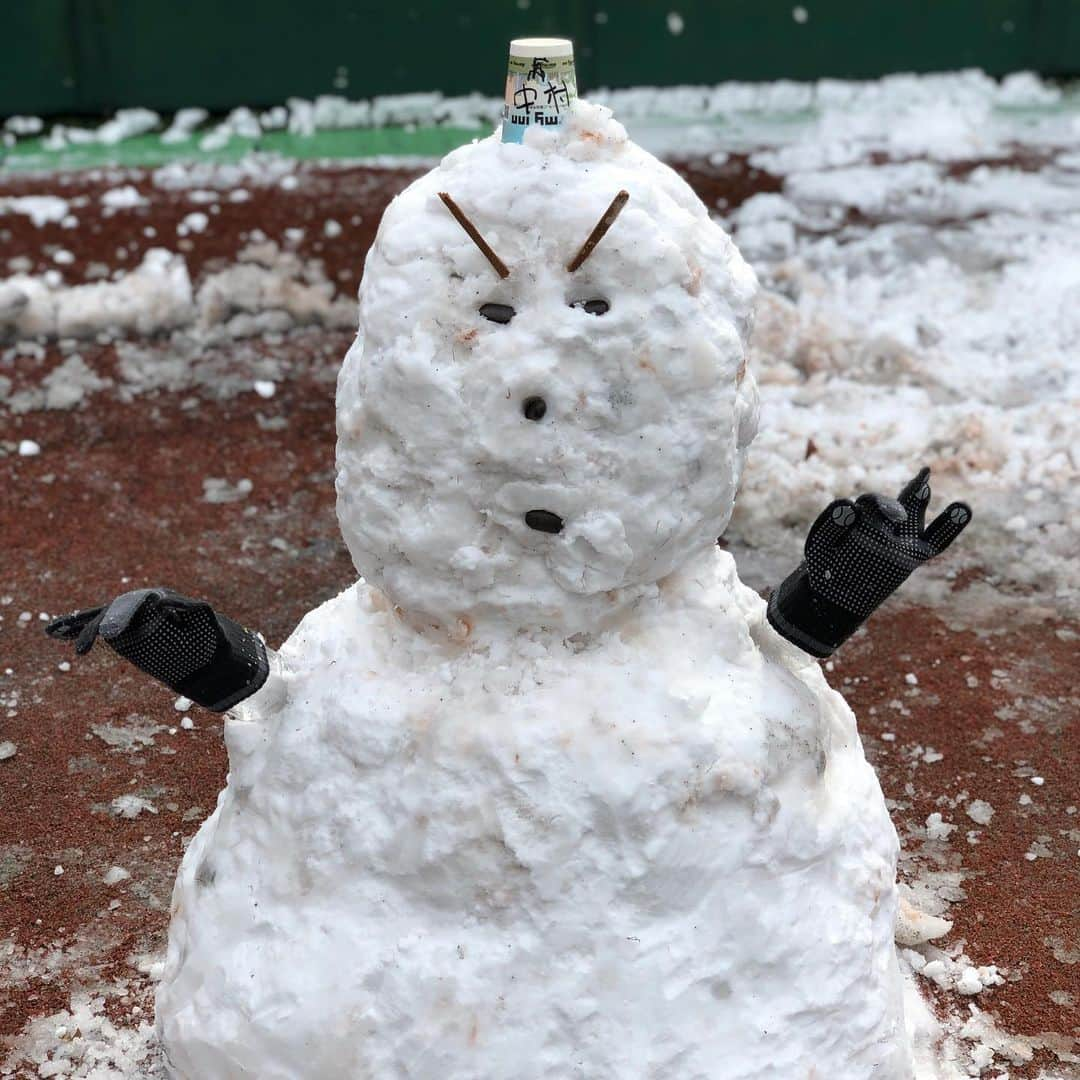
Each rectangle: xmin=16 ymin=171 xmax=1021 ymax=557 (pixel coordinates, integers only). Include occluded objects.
xmin=75 ymin=608 xmax=108 ymax=654
xmin=896 ymin=466 xmax=932 ymax=532
xmin=855 ymin=493 xmax=907 ymax=531
xmin=923 ymin=502 xmax=972 ymax=554
xmin=158 ymin=594 xmax=214 ymax=628
xmin=98 ymin=589 xmax=165 ymax=641
xmin=46 ymin=605 xmax=106 ymax=641
xmin=806 ymin=499 xmax=860 ymax=554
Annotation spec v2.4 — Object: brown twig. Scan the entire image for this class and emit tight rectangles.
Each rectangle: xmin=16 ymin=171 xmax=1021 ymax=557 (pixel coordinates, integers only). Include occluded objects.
xmin=566 ymin=190 xmax=630 ymax=273
xmin=438 ymin=192 xmax=510 ymax=279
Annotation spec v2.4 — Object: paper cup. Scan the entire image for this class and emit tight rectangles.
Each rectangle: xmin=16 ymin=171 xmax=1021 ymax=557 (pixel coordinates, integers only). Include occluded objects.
xmin=501 ymin=37 xmax=578 ymax=144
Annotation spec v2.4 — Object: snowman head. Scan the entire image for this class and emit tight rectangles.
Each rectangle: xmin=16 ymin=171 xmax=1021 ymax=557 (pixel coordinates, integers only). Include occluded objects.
xmin=336 ymin=102 xmax=758 ymax=638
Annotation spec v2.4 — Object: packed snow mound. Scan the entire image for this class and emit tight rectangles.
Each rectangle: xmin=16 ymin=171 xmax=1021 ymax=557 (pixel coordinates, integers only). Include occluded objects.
xmin=337 ymin=102 xmax=760 ymax=637
xmin=157 ymin=548 xmax=908 ymax=1080
xmin=0 ymin=249 xmax=192 ymax=340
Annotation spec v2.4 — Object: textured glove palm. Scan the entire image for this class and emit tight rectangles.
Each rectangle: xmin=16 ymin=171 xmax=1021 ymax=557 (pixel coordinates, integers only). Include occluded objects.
xmin=767 ymin=467 xmax=971 ymax=658
xmin=46 ymin=588 xmax=268 ymax=712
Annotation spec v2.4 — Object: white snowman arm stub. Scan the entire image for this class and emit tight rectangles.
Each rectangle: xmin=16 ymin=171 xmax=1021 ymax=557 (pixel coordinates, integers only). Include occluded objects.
xmin=228 ymin=646 xmax=290 ymax=721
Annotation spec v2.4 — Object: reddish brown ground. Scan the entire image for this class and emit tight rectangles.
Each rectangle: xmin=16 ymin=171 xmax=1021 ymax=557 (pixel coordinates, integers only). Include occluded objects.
xmin=1 ymin=159 xmax=1076 ymax=1076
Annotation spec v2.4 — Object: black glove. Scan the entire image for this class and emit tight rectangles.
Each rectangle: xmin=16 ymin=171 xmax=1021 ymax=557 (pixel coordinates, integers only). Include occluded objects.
xmin=767 ymin=467 xmax=971 ymax=658
xmin=46 ymin=588 xmax=268 ymax=712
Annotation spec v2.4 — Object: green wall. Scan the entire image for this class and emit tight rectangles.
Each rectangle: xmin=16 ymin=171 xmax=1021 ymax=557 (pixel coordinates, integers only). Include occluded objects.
xmin=5 ymin=0 xmax=1079 ymax=118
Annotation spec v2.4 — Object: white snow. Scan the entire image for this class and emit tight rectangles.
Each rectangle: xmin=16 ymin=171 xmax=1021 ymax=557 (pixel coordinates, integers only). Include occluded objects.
xmin=965 ymin=799 xmax=994 ymax=826
xmin=0 ymin=248 xmax=192 ymax=340
xmin=95 ymin=108 xmax=160 ymax=145
xmin=925 ymin=813 xmax=957 ymax=841
xmin=201 ymin=477 xmax=253 ymax=503
xmin=101 ymin=185 xmax=149 ymax=210
xmin=102 ymin=866 xmax=131 ymax=885
xmin=178 ymin=211 xmax=209 ymax=235
xmin=4 ymin=115 xmax=44 ymax=135
xmin=162 ymin=106 xmax=209 ymax=144
xmin=17 ymin=439 xmax=41 ymax=456
xmin=110 ymin=794 xmax=158 ymax=819
xmin=0 ymin=195 xmax=70 ymax=226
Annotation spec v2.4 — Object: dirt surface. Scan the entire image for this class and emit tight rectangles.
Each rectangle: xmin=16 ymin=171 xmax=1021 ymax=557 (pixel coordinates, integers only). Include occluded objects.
xmin=1 ymin=159 xmax=1077 ymax=1077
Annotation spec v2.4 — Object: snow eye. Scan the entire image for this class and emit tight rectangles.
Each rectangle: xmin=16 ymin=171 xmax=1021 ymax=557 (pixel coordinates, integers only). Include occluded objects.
xmin=522 ymin=396 xmax=547 ymax=421
xmin=479 ymin=302 xmax=515 ymax=325
xmin=571 ymin=298 xmax=610 ymax=316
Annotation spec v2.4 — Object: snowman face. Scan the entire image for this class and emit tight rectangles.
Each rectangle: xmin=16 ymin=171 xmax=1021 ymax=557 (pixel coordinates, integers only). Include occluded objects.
xmin=336 ymin=115 xmax=758 ymax=635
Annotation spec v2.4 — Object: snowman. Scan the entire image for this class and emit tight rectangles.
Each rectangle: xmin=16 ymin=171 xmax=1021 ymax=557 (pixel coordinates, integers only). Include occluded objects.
xmin=48 ymin=50 xmax=970 ymax=1080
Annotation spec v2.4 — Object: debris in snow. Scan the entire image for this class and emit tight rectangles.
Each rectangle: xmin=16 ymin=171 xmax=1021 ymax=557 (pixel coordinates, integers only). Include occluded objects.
xmin=925 ymin=813 xmax=957 ymax=841
xmin=103 ymin=866 xmax=132 ymax=885
xmin=966 ymin=800 xmax=994 ymax=826
xmin=912 ymin=947 xmax=1004 ymax=997
xmin=110 ymin=794 xmax=159 ymax=819
xmin=202 ymin=477 xmax=253 ymax=503
xmin=2 ymin=989 xmax=163 ymax=1078
xmin=91 ymin=717 xmax=166 ymax=751
xmin=18 ymin=439 xmax=41 ymax=456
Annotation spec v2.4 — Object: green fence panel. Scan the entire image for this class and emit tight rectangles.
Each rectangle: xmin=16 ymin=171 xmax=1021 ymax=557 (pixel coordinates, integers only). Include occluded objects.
xmin=2 ymin=0 xmax=1078 ymax=119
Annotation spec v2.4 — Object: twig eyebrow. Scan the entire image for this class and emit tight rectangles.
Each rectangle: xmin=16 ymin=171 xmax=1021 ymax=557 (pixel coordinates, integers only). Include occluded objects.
xmin=566 ymin=190 xmax=630 ymax=273
xmin=438 ymin=192 xmax=510 ymax=279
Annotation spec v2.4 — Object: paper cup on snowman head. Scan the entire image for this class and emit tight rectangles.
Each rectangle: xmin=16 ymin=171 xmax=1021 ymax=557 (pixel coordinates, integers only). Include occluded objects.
xmin=501 ymin=37 xmax=578 ymax=144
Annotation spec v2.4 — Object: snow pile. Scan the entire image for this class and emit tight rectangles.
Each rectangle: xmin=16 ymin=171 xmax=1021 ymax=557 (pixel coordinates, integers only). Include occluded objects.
xmin=0 ymin=249 xmax=192 ymax=341
xmin=41 ymin=108 xmax=161 ymax=152
xmin=0 ymin=241 xmax=354 ymax=357
xmin=0 ymin=195 xmax=70 ymax=226
xmin=337 ymin=103 xmax=758 ymax=637
xmin=720 ymin=103 xmax=1080 ymax=608
xmin=7 ymin=71 xmax=1075 ymax=163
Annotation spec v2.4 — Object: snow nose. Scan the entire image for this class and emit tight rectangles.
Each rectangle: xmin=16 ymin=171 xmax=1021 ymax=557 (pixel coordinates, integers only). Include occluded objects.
xmin=525 ymin=509 xmax=565 ymax=534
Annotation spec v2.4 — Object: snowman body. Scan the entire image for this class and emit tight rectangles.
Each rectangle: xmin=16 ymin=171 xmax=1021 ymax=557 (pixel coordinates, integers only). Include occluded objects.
xmin=157 ymin=104 xmax=910 ymax=1078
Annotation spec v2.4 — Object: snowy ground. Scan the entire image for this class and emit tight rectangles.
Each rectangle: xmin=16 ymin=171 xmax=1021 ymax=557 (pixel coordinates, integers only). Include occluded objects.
xmin=1 ymin=72 xmax=1078 ymax=1078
